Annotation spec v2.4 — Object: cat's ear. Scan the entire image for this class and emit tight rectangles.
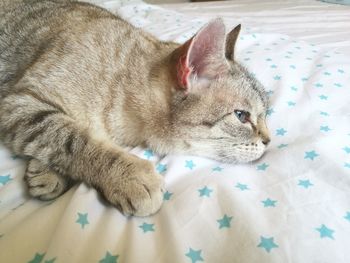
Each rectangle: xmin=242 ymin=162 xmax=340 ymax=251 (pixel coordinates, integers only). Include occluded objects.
xmin=225 ymin=24 xmax=241 ymax=61
xmin=174 ymin=18 xmax=227 ymax=91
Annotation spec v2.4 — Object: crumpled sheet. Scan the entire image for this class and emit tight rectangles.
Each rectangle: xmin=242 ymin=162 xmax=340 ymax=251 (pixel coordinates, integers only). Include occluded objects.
xmin=1 ymin=1 xmax=350 ymax=262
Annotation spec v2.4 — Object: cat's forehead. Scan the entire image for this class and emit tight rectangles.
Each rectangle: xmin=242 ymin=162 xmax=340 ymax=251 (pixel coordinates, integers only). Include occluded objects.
xmin=237 ymin=75 xmax=268 ymax=111
xmin=213 ymin=71 xmax=268 ymax=116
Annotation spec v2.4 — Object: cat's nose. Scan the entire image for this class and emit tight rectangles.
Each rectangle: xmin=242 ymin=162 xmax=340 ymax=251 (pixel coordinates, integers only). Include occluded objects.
xmin=257 ymin=130 xmax=270 ymax=145
xmin=262 ymin=138 xmax=271 ymax=146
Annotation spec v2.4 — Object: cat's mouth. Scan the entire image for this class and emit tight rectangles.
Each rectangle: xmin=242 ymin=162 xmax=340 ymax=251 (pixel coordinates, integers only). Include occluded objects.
xmin=251 ymin=147 xmax=269 ymax=162
xmin=211 ymin=141 xmax=268 ymax=164
xmin=180 ymin=136 xmax=269 ymax=164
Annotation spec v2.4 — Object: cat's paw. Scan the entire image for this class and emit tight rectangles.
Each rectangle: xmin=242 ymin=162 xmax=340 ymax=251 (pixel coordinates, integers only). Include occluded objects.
xmin=103 ymin=157 xmax=164 ymax=217
xmin=24 ymin=159 xmax=71 ymax=200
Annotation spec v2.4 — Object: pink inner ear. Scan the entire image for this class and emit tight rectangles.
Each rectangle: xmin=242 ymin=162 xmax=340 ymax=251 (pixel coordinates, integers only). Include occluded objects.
xmin=175 ymin=19 xmax=226 ymax=91
xmin=189 ymin=19 xmax=226 ymax=77
xmin=177 ymin=52 xmax=191 ymax=89
xmin=176 ymin=38 xmax=194 ymax=90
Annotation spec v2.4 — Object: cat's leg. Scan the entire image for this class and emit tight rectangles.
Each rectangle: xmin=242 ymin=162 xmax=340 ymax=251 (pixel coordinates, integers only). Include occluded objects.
xmin=24 ymin=158 xmax=73 ymax=200
xmin=0 ymin=90 xmax=164 ymax=216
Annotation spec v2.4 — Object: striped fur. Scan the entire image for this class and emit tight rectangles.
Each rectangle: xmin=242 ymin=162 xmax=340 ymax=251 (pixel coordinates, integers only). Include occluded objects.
xmin=0 ymin=0 xmax=269 ymax=216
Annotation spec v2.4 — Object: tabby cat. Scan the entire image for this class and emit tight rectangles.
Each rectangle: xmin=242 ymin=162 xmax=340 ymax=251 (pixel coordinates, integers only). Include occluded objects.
xmin=0 ymin=0 xmax=270 ymax=216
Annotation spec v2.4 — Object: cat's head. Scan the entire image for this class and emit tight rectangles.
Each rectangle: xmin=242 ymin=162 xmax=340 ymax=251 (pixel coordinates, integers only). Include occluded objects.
xmin=168 ymin=19 xmax=270 ymax=163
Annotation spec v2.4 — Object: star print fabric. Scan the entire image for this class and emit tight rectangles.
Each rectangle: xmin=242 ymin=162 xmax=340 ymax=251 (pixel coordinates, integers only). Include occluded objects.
xmin=1 ymin=1 xmax=350 ymax=263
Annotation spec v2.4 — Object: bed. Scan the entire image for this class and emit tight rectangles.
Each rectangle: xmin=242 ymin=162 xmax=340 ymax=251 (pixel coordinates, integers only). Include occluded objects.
xmin=1 ymin=0 xmax=350 ymax=262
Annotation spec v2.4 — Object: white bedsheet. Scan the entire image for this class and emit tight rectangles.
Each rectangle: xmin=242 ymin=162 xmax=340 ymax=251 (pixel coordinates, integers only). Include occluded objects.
xmin=161 ymin=0 xmax=350 ymax=56
xmin=1 ymin=1 xmax=350 ymax=262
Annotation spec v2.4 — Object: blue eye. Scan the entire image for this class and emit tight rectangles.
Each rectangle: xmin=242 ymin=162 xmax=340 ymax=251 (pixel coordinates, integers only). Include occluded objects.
xmin=234 ymin=110 xmax=250 ymax=123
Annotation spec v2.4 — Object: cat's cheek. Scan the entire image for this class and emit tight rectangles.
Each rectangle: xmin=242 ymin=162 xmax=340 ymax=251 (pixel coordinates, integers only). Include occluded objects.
xmin=251 ymin=143 xmax=267 ymax=161
xmin=234 ymin=143 xmax=266 ymax=163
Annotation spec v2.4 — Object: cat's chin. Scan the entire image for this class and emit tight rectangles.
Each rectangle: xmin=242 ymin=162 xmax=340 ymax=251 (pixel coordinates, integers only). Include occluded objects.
xmin=236 ymin=151 xmax=267 ymax=164
xmin=206 ymin=148 xmax=267 ymax=164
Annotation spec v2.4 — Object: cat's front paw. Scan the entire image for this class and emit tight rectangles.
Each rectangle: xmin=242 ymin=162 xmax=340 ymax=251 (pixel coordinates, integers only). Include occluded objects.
xmin=24 ymin=159 xmax=72 ymax=201
xmin=102 ymin=157 xmax=164 ymax=217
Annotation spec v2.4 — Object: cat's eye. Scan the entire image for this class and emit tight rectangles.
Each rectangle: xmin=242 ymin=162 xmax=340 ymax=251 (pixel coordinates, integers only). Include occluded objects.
xmin=234 ymin=110 xmax=250 ymax=123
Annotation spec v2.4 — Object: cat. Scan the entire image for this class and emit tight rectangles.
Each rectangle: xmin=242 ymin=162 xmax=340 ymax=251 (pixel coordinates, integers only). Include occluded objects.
xmin=0 ymin=0 xmax=270 ymax=216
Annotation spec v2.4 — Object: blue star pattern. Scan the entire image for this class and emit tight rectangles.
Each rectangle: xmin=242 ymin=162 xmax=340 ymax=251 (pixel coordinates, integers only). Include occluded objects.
xmin=257 ymin=236 xmax=279 ymax=252
xmin=320 ymin=126 xmax=331 ymax=132
xmin=99 ymin=251 xmax=119 ymax=263
xmin=163 ymin=191 xmax=173 ymax=201
xmin=185 ymin=248 xmax=204 ymax=263
xmin=316 ymin=224 xmax=335 ymax=239
xmin=0 ymin=174 xmax=12 ymax=186
xmin=262 ymin=198 xmax=277 ymax=207
xmin=276 ymin=128 xmax=287 ymax=136
xmin=212 ymin=166 xmax=223 ymax=172
xmin=266 ymin=108 xmax=275 ymax=116
xmin=266 ymin=90 xmax=274 ymax=96
xmin=304 ymin=150 xmax=319 ymax=160
xmin=28 ymin=253 xmax=45 ymax=263
xmin=217 ymin=214 xmax=233 ymax=229
xmin=139 ymin=223 xmax=155 ymax=233
xmin=236 ymin=183 xmax=249 ymax=191
xmin=198 ymin=186 xmax=213 ymax=197
xmin=298 ymin=179 xmax=313 ymax=188
xmin=319 ymin=95 xmax=328 ymax=100
xmin=257 ymin=163 xmax=269 ymax=171
xmin=342 ymin=147 xmax=350 ymax=154
xmin=156 ymin=163 xmax=167 ymax=174
xmin=2 ymin=10 xmax=350 ymax=263
xmin=287 ymin=101 xmax=296 ymax=107
xmin=76 ymin=213 xmax=89 ymax=229
xmin=278 ymin=144 xmax=288 ymax=149
xmin=143 ymin=149 xmax=154 ymax=159
xmin=45 ymin=258 xmax=56 ymax=263
xmin=344 ymin=212 xmax=350 ymax=222
xmin=185 ymin=160 xmax=196 ymax=170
